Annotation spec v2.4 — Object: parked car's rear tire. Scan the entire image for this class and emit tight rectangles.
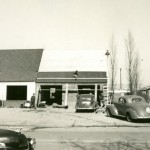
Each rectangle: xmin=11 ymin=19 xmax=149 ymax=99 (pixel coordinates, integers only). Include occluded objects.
xmin=126 ymin=113 xmax=132 ymax=122
xmin=106 ymin=108 xmax=112 ymax=117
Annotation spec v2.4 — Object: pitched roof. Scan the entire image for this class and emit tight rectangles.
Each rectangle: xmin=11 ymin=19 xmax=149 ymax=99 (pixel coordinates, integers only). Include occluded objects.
xmin=39 ymin=50 xmax=107 ymax=72
xmin=0 ymin=49 xmax=43 ymax=82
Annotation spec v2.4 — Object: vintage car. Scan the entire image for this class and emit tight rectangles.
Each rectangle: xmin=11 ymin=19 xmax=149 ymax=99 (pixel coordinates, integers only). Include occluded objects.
xmin=75 ymin=94 xmax=99 ymax=112
xmin=106 ymin=95 xmax=150 ymax=122
xmin=0 ymin=128 xmax=36 ymax=150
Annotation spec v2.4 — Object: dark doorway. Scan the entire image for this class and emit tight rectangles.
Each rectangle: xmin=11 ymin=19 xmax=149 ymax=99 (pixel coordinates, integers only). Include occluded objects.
xmin=7 ymin=86 xmax=27 ymax=100
xmin=40 ymin=85 xmax=62 ymax=105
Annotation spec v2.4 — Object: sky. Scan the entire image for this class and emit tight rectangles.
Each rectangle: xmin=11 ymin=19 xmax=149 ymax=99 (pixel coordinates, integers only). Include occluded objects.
xmin=0 ymin=0 xmax=150 ymax=86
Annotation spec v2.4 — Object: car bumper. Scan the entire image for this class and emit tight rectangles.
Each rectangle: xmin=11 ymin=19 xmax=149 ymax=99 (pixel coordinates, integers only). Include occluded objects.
xmin=76 ymin=108 xmax=95 ymax=110
xmin=137 ymin=116 xmax=150 ymax=119
xmin=76 ymin=106 xmax=95 ymax=110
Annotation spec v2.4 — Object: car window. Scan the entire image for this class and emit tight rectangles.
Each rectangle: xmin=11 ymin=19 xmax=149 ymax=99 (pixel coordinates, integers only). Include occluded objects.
xmin=79 ymin=96 xmax=93 ymax=101
xmin=132 ymin=98 xmax=144 ymax=103
xmin=118 ymin=98 xmax=125 ymax=104
xmin=121 ymin=99 xmax=126 ymax=103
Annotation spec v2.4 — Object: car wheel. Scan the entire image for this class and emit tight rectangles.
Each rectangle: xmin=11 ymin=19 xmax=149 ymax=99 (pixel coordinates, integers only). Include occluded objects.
xmin=126 ymin=113 xmax=132 ymax=122
xmin=106 ymin=108 xmax=112 ymax=117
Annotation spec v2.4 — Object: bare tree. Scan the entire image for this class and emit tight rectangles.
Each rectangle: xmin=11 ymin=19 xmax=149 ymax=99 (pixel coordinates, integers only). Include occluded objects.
xmin=125 ymin=31 xmax=140 ymax=94
xmin=133 ymin=51 xmax=140 ymax=92
xmin=109 ymin=35 xmax=117 ymax=102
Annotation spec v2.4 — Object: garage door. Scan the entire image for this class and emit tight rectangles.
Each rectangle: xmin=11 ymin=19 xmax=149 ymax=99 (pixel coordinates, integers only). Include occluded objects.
xmin=7 ymin=86 xmax=27 ymax=100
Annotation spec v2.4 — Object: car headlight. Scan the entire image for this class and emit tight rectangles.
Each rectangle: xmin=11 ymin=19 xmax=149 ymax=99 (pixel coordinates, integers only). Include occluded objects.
xmin=28 ymin=138 xmax=36 ymax=150
xmin=30 ymin=139 xmax=34 ymax=145
xmin=146 ymin=107 xmax=150 ymax=113
xmin=0 ymin=143 xmax=6 ymax=148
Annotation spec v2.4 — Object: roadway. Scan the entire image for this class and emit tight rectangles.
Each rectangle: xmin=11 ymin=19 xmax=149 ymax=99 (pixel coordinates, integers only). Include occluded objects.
xmin=24 ymin=127 xmax=150 ymax=150
xmin=1 ymin=107 xmax=150 ymax=149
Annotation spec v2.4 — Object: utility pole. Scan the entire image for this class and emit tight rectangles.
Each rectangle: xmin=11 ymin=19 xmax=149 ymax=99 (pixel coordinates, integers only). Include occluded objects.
xmin=120 ymin=68 xmax=122 ymax=90
xmin=105 ymin=50 xmax=110 ymax=104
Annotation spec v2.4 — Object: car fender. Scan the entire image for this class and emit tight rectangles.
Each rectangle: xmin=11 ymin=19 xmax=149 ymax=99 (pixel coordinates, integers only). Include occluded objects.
xmin=126 ymin=108 xmax=138 ymax=119
xmin=106 ymin=104 xmax=119 ymax=116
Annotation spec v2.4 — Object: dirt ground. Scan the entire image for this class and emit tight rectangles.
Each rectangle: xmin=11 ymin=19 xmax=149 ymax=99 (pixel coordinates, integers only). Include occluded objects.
xmin=0 ymin=102 xmax=149 ymax=131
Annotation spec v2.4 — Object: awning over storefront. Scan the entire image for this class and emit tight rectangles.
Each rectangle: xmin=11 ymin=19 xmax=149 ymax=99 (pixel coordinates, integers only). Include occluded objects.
xmin=36 ymin=71 xmax=107 ymax=83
